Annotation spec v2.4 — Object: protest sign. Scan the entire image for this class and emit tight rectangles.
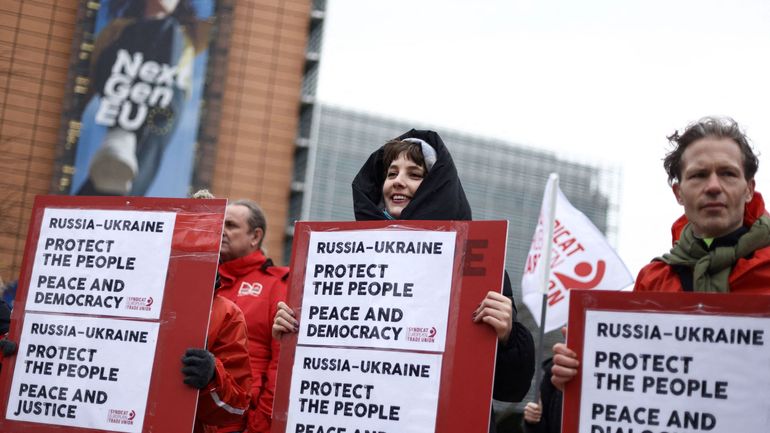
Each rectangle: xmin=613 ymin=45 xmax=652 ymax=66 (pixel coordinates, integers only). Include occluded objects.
xmin=0 ymin=195 xmax=226 ymax=433
xmin=27 ymin=208 xmax=176 ymax=319
xmin=272 ymin=220 xmax=509 ymax=433
xmin=299 ymin=229 xmax=456 ymax=352
xmin=562 ymin=290 xmax=770 ymax=433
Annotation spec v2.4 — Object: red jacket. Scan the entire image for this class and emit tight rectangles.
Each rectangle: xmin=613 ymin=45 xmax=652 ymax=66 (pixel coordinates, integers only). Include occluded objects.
xmin=195 ymin=295 xmax=253 ymax=433
xmin=635 ymin=192 xmax=770 ymax=294
xmin=217 ymin=250 xmax=289 ymax=433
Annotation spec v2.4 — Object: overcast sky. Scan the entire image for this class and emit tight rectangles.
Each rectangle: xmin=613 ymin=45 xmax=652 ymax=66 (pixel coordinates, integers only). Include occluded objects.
xmin=316 ymin=0 xmax=770 ymax=277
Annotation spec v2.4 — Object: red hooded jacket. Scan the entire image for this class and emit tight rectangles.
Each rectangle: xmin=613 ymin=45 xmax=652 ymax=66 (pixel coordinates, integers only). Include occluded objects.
xmin=217 ymin=250 xmax=289 ymax=433
xmin=195 ymin=295 xmax=253 ymax=433
xmin=634 ymin=192 xmax=770 ymax=294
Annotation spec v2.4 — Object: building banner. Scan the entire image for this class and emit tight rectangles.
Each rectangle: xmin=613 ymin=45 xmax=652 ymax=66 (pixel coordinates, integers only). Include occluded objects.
xmin=272 ymin=220 xmax=509 ymax=433
xmin=0 ymin=195 xmax=227 ymax=433
xmin=562 ymin=290 xmax=770 ymax=433
xmin=54 ymin=0 xmax=220 ymax=197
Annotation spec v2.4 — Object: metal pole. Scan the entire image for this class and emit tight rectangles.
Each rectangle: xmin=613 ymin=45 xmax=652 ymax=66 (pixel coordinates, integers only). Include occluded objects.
xmin=532 ymin=173 xmax=558 ymax=402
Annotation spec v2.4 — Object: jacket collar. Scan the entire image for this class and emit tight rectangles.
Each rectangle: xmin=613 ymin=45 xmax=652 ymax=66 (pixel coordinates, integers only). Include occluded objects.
xmin=218 ymin=250 xmax=268 ymax=280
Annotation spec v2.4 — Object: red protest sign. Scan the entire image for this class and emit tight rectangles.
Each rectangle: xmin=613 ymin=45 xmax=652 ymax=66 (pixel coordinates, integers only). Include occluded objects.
xmin=0 ymin=195 xmax=226 ymax=433
xmin=272 ymin=220 xmax=508 ymax=433
xmin=563 ymin=290 xmax=770 ymax=433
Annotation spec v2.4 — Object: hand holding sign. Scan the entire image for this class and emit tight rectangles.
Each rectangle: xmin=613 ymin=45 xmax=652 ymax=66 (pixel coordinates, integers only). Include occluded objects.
xmin=272 ymin=301 xmax=298 ymax=340
xmin=181 ymin=349 xmax=215 ymax=389
xmin=472 ymin=291 xmax=513 ymax=343
xmin=551 ymin=327 xmax=579 ymax=392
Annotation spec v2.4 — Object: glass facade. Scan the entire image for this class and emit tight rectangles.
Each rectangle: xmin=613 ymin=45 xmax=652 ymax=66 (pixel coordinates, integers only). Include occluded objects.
xmin=300 ymin=105 xmax=620 ymax=301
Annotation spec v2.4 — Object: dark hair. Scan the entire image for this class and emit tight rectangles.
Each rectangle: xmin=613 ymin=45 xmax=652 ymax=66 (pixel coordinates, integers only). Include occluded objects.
xmin=231 ymin=199 xmax=266 ymax=248
xmin=664 ymin=116 xmax=758 ymax=185
xmin=108 ymin=0 xmax=197 ymax=23
xmin=382 ymin=140 xmax=427 ymax=178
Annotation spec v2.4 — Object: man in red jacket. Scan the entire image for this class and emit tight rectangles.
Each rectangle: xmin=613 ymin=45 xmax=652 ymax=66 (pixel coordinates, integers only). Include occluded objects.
xmin=551 ymin=116 xmax=770 ymax=390
xmin=216 ymin=199 xmax=289 ymax=433
xmin=182 ymin=190 xmax=253 ymax=433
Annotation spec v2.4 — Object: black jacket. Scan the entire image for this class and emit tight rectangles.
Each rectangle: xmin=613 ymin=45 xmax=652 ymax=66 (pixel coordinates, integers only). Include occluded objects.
xmin=352 ymin=129 xmax=535 ymax=433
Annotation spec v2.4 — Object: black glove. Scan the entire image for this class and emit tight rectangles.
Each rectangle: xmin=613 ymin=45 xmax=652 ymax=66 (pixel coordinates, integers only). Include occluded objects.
xmin=181 ymin=348 xmax=215 ymax=389
xmin=0 ymin=339 xmax=17 ymax=357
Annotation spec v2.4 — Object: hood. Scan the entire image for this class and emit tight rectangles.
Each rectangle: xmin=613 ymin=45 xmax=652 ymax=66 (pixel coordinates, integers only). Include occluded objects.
xmin=352 ymin=129 xmax=472 ymax=221
xmin=670 ymin=191 xmax=767 ymax=243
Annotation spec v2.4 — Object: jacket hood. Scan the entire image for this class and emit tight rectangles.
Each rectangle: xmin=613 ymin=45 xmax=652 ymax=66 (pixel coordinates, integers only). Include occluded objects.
xmin=352 ymin=129 xmax=472 ymax=221
xmin=670 ymin=191 xmax=767 ymax=243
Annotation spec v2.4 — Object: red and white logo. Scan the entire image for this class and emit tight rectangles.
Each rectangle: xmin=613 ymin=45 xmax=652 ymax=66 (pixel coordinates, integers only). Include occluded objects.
xmin=406 ymin=326 xmax=437 ymax=343
xmin=238 ymin=281 xmax=263 ymax=297
xmin=107 ymin=409 xmax=136 ymax=425
xmin=126 ymin=296 xmax=153 ymax=311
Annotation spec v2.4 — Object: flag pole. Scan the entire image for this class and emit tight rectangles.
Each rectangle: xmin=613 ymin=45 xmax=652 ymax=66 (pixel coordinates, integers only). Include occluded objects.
xmin=533 ymin=173 xmax=559 ymax=402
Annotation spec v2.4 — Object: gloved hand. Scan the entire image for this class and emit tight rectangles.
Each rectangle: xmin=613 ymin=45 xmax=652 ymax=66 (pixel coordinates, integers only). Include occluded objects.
xmin=0 ymin=339 xmax=17 ymax=357
xmin=181 ymin=348 xmax=215 ymax=389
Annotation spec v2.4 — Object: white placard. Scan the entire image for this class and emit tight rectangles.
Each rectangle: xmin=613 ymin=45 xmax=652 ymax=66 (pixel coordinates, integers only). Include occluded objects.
xmin=580 ymin=310 xmax=770 ymax=432
xmin=287 ymin=346 xmax=442 ymax=433
xmin=6 ymin=312 xmax=159 ymax=433
xmin=299 ymin=230 xmax=456 ymax=351
xmin=27 ymin=208 xmax=176 ymax=319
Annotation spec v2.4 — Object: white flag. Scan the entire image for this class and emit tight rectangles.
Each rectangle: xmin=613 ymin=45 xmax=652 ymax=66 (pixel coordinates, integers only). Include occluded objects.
xmin=521 ymin=181 xmax=633 ymax=333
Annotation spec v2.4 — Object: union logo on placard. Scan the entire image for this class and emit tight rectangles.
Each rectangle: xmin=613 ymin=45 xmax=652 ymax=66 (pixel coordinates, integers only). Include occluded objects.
xmin=406 ymin=326 xmax=437 ymax=343
xmin=107 ymin=409 xmax=135 ymax=425
xmin=238 ymin=281 xmax=263 ymax=297
xmin=126 ymin=296 xmax=152 ymax=311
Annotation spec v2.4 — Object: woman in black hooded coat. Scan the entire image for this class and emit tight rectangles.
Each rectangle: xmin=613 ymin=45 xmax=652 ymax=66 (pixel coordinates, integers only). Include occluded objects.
xmin=352 ymin=129 xmax=535 ymax=432
xmin=274 ymin=129 xmax=535 ymax=432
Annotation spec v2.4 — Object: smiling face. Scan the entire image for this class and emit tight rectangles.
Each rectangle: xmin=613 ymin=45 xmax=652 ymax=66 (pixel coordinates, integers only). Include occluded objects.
xmin=672 ymin=137 xmax=755 ymax=238
xmin=382 ymin=152 xmax=425 ymax=219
